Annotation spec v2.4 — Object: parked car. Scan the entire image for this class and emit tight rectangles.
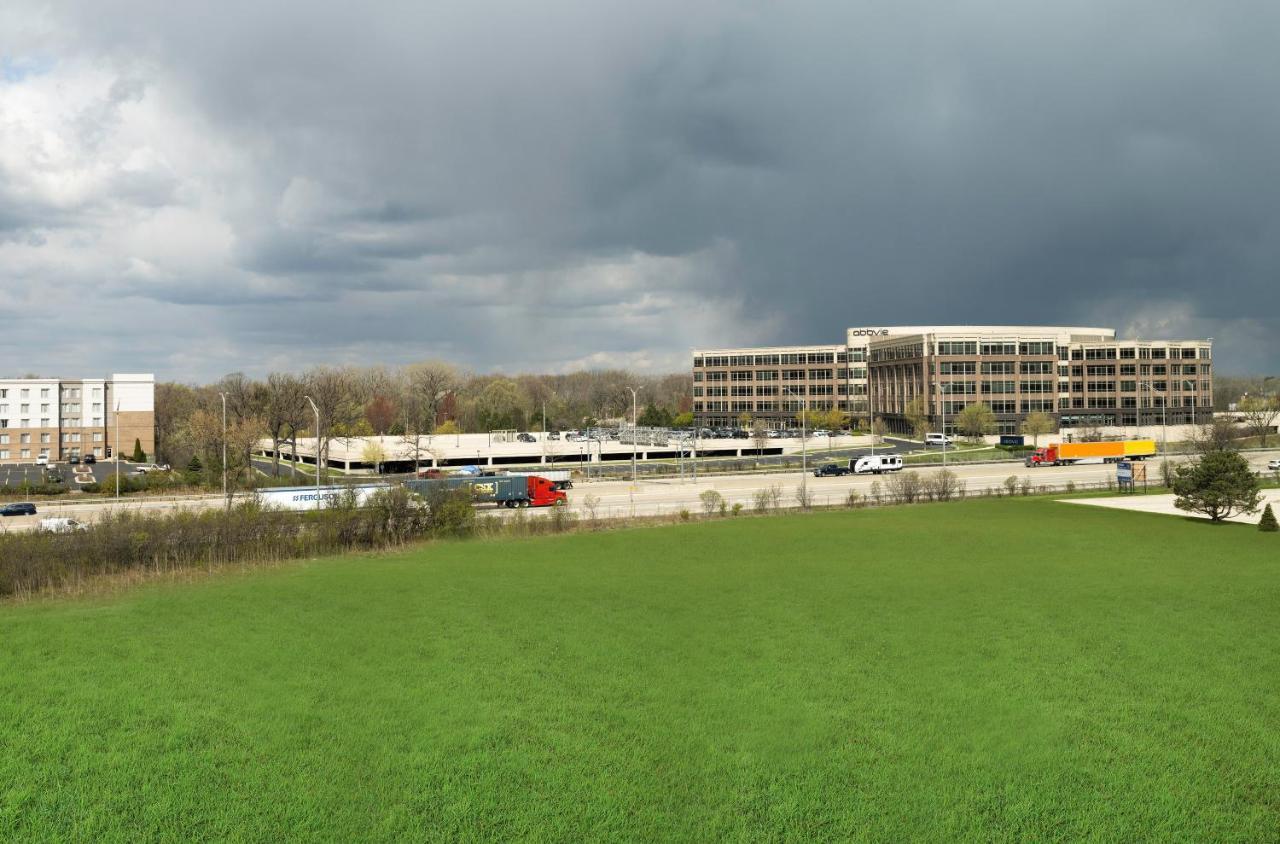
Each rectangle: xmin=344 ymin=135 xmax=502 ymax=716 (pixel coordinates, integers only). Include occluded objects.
xmin=925 ymin=433 xmax=955 ymax=447
xmin=35 ymin=455 xmax=49 ymax=466
xmin=516 ymin=432 xmax=536 ymax=443
xmin=83 ymin=454 xmax=97 ymax=464
xmin=813 ymin=463 xmax=849 ymax=477
xmin=39 ymin=517 xmax=86 ymax=533
xmin=1268 ymin=459 xmax=1280 ymax=471
xmin=812 ymin=430 xmax=831 ymax=438
xmin=766 ymin=429 xmax=782 ymax=438
xmin=132 ymin=464 xmax=170 ymax=474
xmin=68 ymin=454 xmax=80 ymax=465
xmin=0 ymin=502 xmax=38 ymax=517
xmin=548 ymin=431 xmax=561 ymax=440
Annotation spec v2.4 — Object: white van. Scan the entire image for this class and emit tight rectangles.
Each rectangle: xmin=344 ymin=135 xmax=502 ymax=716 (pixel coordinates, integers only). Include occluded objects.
xmin=38 ymin=517 xmax=86 ymax=533
xmin=35 ymin=454 xmax=50 ymax=466
xmin=924 ymin=433 xmax=953 ymax=447
xmin=851 ymin=454 xmax=904 ymax=474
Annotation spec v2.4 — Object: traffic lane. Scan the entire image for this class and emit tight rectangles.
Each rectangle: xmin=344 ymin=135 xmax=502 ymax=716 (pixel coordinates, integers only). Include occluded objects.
xmin=562 ymin=455 xmax=1280 ymax=516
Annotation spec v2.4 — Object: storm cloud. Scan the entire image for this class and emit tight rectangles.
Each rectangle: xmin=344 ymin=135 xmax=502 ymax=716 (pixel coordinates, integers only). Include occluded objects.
xmin=1 ymin=0 xmax=1277 ymax=380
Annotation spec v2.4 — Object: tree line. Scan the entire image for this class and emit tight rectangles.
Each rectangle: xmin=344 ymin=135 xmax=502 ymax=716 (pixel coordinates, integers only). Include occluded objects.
xmin=156 ymin=364 xmax=692 ymax=485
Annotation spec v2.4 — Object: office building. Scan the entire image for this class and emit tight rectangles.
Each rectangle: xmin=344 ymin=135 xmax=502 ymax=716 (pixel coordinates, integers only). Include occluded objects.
xmin=0 ymin=374 xmax=155 ymax=464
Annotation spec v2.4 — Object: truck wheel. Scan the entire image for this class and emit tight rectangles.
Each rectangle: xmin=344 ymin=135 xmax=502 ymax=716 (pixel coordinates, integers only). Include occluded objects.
xmin=519 ymin=499 xmax=530 ymax=508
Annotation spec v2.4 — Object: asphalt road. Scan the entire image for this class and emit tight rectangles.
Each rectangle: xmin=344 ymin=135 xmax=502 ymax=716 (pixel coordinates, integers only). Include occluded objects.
xmin=6 ymin=449 xmax=1276 ymax=533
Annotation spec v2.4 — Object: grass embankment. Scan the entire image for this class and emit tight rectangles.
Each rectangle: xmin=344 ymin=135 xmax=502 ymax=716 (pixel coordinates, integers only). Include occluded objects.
xmin=2 ymin=499 xmax=1278 ymax=840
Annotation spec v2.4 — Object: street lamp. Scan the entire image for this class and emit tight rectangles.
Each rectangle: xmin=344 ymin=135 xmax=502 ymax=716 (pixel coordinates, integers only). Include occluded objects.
xmin=628 ymin=386 xmax=644 ymax=486
xmin=114 ymin=399 xmax=121 ymax=503
xmin=1140 ymin=382 xmax=1168 ymax=452
xmin=218 ymin=392 xmax=228 ymax=507
xmin=304 ymin=395 xmax=320 ymax=510
xmin=784 ymin=385 xmax=807 ymax=490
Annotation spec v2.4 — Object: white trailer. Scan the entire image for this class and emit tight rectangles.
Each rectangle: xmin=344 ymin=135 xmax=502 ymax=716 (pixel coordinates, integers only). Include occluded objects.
xmin=254 ymin=483 xmax=393 ymax=511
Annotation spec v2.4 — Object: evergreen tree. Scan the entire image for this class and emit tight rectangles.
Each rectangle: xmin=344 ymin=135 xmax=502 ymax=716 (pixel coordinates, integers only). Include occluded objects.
xmin=132 ymin=438 xmax=146 ymax=463
xmin=1259 ymin=503 xmax=1278 ymax=532
xmin=1172 ymin=450 xmax=1262 ymax=523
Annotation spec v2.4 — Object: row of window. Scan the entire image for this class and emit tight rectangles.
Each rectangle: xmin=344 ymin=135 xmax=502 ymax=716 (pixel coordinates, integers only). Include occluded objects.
xmin=0 ymin=387 xmax=103 ymax=399
xmin=0 ymin=417 xmax=106 ymax=429
xmin=695 ymin=351 xmax=841 ymax=367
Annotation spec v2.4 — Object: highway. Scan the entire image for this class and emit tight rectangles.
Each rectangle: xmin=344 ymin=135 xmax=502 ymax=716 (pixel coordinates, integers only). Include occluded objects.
xmin=5 ymin=450 xmax=1275 ymax=532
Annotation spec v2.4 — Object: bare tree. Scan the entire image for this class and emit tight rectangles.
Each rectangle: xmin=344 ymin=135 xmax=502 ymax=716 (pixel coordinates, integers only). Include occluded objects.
xmin=262 ymin=373 xmax=307 ymax=478
xmin=1189 ymin=418 xmax=1243 ymax=454
xmin=401 ymin=362 xmax=459 ymax=474
xmin=306 ymin=367 xmax=362 ymax=484
xmin=1237 ymin=395 xmax=1279 ymax=447
xmin=751 ymin=419 xmax=768 ymax=465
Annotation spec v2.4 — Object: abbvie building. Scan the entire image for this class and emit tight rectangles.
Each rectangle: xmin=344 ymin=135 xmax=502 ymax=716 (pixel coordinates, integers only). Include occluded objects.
xmin=693 ymin=326 xmax=1213 ymax=436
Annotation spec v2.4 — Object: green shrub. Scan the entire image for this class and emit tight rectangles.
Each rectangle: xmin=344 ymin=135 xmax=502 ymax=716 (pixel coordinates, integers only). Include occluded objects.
xmin=1259 ymin=503 xmax=1278 ymax=533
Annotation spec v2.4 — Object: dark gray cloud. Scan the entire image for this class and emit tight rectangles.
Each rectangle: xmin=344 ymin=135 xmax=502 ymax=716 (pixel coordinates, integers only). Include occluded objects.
xmin=0 ymin=0 xmax=1277 ymax=381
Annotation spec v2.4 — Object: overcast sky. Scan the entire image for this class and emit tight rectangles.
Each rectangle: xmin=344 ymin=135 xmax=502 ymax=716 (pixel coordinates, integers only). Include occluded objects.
xmin=2 ymin=1 xmax=1277 ymax=381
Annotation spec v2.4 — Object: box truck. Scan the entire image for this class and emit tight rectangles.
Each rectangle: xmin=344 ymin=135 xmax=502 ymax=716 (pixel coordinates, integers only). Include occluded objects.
xmin=1024 ymin=440 xmax=1156 ymax=467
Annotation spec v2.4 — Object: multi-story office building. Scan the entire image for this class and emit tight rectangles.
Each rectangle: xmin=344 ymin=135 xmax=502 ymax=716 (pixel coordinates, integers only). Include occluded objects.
xmin=0 ymin=374 xmax=155 ymax=464
xmin=692 ymin=344 xmax=860 ymax=429
xmin=693 ymin=326 xmax=1214 ymax=434
xmin=868 ymin=328 xmax=1213 ymax=435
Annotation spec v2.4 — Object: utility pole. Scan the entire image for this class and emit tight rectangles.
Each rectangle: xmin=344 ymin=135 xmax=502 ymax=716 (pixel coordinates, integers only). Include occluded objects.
xmin=628 ymin=386 xmax=643 ymax=486
xmin=114 ymin=398 xmax=121 ymax=503
xmin=219 ymin=392 xmax=229 ymax=508
xmin=304 ymin=395 xmax=321 ymax=510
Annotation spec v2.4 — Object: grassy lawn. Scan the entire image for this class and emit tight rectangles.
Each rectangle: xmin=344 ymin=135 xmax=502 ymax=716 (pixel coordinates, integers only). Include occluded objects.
xmin=2 ymin=499 xmax=1278 ymax=840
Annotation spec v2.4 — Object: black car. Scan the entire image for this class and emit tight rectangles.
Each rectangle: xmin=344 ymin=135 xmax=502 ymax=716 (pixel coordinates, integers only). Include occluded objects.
xmin=0 ymin=502 xmax=37 ymax=517
xmin=516 ymin=432 xmax=536 ymax=443
xmin=83 ymin=454 xmax=96 ymax=464
xmin=813 ymin=463 xmax=850 ymax=478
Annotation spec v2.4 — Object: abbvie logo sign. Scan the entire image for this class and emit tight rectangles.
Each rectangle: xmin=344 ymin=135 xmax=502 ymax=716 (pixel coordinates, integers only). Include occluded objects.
xmin=848 ymin=328 xmax=889 ymax=337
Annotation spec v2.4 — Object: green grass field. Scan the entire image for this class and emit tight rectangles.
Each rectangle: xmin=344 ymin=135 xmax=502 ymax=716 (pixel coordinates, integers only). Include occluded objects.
xmin=2 ymin=498 xmax=1278 ymax=840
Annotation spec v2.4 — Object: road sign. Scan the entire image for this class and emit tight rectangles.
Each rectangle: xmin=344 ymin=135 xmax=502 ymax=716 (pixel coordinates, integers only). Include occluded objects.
xmin=1117 ymin=460 xmax=1133 ymax=482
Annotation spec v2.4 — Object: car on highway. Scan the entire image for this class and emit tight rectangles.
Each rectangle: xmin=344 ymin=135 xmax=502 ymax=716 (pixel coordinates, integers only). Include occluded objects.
xmin=1268 ymin=459 xmax=1280 ymax=471
xmin=0 ymin=502 xmax=38 ymax=517
xmin=813 ymin=463 xmax=849 ymax=477
xmin=39 ymin=517 xmax=86 ymax=533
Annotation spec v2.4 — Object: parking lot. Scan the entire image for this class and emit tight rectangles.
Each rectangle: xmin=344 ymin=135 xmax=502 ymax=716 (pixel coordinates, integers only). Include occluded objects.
xmin=0 ymin=460 xmax=128 ymax=489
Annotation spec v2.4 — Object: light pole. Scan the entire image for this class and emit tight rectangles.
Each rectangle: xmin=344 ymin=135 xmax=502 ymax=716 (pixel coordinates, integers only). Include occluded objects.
xmin=941 ymin=380 xmax=947 ymax=468
xmin=1141 ymin=382 xmax=1168 ymax=453
xmin=785 ymin=385 xmax=807 ymax=489
xmin=628 ymin=386 xmax=643 ymax=486
xmin=304 ymin=395 xmax=321 ymax=510
xmin=114 ymin=399 xmax=120 ymax=502
xmin=219 ymin=392 xmax=228 ymax=507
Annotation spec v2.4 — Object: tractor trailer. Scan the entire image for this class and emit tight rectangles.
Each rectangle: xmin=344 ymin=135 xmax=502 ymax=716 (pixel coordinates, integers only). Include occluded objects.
xmin=1025 ymin=439 xmax=1156 ymax=467
xmin=405 ymin=474 xmax=567 ymax=508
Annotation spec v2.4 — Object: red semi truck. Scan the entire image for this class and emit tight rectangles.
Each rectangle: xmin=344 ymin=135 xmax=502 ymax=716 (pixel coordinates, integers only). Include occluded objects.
xmin=405 ymin=474 xmax=567 ymax=508
xmin=1025 ymin=439 xmax=1157 ymax=467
